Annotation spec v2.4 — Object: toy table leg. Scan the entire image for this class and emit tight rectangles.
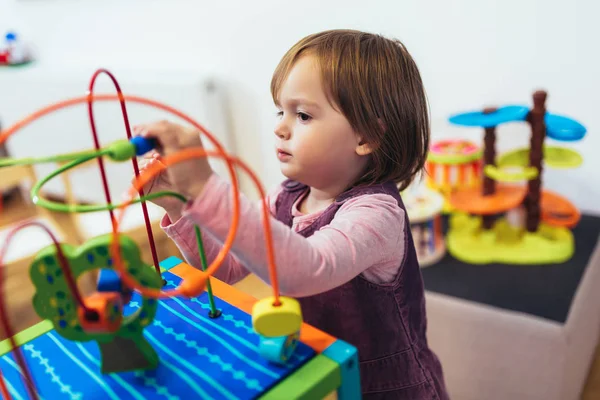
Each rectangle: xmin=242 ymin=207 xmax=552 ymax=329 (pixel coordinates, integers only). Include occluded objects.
xmin=322 ymin=339 xmax=361 ymax=400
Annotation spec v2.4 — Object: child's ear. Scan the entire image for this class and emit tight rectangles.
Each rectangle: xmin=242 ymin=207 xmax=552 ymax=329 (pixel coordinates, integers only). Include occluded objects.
xmin=355 ymin=138 xmax=374 ymax=156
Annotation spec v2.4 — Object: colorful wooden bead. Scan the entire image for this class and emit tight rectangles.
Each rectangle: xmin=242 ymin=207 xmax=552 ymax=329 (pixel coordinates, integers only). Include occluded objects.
xmin=259 ymin=331 xmax=300 ymax=364
xmin=78 ymin=292 xmax=123 ymax=333
xmin=252 ymin=296 xmax=302 ymax=337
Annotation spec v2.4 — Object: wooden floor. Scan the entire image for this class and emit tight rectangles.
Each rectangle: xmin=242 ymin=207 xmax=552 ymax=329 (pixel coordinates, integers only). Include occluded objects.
xmin=0 ymin=190 xmax=599 ymax=399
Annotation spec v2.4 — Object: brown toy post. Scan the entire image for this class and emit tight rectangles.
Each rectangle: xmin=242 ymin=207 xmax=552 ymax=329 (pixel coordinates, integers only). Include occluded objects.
xmin=482 ymin=107 xmax=498 ymax=229
xmin=524 ymin=90 xmax=547 ymax=232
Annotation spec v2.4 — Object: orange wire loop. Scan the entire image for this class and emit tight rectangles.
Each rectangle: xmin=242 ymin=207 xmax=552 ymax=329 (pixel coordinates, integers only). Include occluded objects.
xmin=112 ymin=148 xmax=280 ymax=304
xmin=0 ymin=93 xmax=281 ymax=305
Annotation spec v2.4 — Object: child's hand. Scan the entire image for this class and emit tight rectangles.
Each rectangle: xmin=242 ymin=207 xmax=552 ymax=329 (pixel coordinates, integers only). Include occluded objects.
xmin=135 ymin=151 xmax=185 ymax=220
xmin=133 ymin=121 xmax=213 ymax=206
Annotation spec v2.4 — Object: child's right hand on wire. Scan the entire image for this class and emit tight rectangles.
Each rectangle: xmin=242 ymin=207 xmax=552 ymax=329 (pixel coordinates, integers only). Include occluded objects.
xmin=136 ymin=150 xmax=184 ymax=221
xmin=132 ymin=121 xmax=213 ymax=221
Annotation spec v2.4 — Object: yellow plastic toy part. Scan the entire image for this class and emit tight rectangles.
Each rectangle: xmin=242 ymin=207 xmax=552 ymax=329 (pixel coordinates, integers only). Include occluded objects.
xmin=497 ymin=146 xmax=583 ymax=169
xmin=484 ymin=165 xmax=538 ymax=182
xmin=252 ymin=296 xmax=303 ymax=337
xmin=446 ymin=213 xmax=575 ymax=264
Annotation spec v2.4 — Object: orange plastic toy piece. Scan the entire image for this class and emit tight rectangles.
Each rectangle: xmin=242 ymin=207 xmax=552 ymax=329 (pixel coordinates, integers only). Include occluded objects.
xmin=449 ymin=184 xmax=527 ymax=215
xmin=541 ymin=190 xmax=581 ymax=228
xmin=78 ymin=292 xmax=124 ymax=333
xmin=170 ymin=263 xmax=337 ymax=353
xmin=178 ymin=270 xmax=209 ymax=298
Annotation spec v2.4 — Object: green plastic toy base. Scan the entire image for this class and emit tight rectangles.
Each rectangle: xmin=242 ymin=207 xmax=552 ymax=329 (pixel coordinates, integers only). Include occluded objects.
xmin=447 ymin=213 xmax=574 ymax=264
xmin=259 ymin=354 xmax=340 ymax=399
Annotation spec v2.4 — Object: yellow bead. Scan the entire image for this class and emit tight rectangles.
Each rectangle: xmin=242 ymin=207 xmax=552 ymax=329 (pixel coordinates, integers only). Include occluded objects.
xmin=252 ymin=296 xmax=302 ymax=337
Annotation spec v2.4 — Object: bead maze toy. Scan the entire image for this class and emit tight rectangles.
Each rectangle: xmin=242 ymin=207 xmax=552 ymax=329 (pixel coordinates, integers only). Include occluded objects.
xmin=425 ymin=139 xmax=482 ymax=213
xmin=444 ymin=90 xmax=586 ymax=264
xmin=401 ymin=185 xmax=446 ymax=267
xmin=0 ymin=69 xmax=361 ymax=399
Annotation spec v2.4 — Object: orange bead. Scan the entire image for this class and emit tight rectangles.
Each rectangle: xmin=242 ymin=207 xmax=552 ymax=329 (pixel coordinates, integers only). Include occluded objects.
xmin=178 ymin=271 xmax=208 ymax=298
xmin=78 ymin=292 xmax=123 ymax=333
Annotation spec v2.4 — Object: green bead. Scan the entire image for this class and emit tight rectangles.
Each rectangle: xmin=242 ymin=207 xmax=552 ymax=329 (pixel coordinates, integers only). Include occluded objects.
xmin=107 ymin=139 xmax=136 ymax=162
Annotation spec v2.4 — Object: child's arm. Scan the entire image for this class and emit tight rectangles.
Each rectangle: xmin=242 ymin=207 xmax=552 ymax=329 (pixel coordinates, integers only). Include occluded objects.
xmin=182 ymin=174 xmax=405 ymax=297
xmin=160 ymin=215 xmax=250 ymax=284
xmin=160 ymin=183 xmax=284 ymax=285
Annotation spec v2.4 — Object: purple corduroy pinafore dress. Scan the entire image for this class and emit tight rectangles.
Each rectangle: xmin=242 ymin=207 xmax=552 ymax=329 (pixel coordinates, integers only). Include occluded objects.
xmin=275 ymin=179 xmax=449 ymax=399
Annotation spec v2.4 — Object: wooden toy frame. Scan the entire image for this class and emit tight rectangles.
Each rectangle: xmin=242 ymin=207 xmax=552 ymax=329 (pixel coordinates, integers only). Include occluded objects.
xmin=0 ymin=257 xmax=360 ymax=399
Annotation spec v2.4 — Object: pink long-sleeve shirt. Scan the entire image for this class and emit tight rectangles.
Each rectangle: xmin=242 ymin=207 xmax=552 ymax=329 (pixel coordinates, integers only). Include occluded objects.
xmin=161 ymin=173 xmax=406 ymax=297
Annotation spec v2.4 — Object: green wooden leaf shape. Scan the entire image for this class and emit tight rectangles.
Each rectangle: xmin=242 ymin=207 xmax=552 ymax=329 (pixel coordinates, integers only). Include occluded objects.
xmin=497 ymin=146 xmax=583 ymax=169
xmin=29 ymin=234 xmax=163 ymax=372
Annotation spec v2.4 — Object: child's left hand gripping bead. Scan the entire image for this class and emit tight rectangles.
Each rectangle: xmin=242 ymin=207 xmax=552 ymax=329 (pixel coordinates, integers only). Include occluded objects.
xmin=252 ymin=296 xmax=303 ymax=337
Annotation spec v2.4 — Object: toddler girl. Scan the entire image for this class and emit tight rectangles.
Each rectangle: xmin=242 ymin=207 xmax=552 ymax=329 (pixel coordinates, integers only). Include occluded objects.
xmin=136 ymin=29 xmax=448 ymax=399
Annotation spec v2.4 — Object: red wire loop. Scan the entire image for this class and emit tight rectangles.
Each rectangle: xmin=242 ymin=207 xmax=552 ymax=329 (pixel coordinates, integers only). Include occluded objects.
xmin=0 ymin=221 xmax=76 ymax=400
xmin=87 ymin=69 xmax=161 ymax=276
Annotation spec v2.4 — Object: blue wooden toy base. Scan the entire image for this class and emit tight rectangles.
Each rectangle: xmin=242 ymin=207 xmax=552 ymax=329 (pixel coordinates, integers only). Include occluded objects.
xmin=0 ymin=272 xmax=315 ymax=399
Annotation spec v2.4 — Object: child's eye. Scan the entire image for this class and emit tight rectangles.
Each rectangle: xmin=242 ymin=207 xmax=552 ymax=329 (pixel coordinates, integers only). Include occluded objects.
xmin=297 ymin=112 xmax=311 ymax=122
xmin=275 ymin=110 xmax=283 ymax=118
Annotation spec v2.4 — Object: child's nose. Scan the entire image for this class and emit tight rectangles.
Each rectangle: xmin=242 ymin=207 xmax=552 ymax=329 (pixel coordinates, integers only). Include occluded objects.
xmin=274 ymin=121 xmax=291 ymax=140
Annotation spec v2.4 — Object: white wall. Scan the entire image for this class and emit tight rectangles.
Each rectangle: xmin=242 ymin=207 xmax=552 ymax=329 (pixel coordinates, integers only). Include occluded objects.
xmin=2 ymin=0 xmax=599 ymax=214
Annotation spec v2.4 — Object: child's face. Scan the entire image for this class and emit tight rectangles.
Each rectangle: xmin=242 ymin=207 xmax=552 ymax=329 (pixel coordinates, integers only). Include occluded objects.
xmin=274 ymin=55 xmax=368 ymax=189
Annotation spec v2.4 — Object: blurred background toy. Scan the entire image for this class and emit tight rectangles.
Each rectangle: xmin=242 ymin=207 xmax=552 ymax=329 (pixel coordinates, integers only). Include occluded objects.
xmin=0 ymin=31 xmax=33 ymax=66
xmin=402 ymin=183 xmax=446 ymax=267
xmin=425 ymin=139 xmax=482 ymax=213
xmin=444 ymin=90 xmax=586 ymax=265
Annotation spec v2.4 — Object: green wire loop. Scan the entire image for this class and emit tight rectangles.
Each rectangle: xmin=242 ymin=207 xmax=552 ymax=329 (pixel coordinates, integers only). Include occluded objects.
xmin=0 ymin=147 xmax=111 ymax=168
xmin=195 ymin=225 xmax=220 ymax=317
xmin=28 ymin=149 xmax=219 ymax=308
xmin=30 ymin=154 xmax=187 ymax=213
xmin=0 ymin=139 xmax=136 ymax=168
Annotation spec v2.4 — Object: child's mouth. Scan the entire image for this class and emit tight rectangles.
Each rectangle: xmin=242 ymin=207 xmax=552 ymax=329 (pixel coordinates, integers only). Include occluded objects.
xmin=277 ymin=149 xmax=292 ymax=161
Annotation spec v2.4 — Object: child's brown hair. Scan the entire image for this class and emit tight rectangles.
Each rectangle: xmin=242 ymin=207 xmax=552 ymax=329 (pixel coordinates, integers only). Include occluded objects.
xmin=271 ymin=29 xmax=430 ymax=190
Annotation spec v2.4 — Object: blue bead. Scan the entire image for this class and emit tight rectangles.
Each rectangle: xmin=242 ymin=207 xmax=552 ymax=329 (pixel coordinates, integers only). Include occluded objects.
xmin=258 ymin=332 xmax=299 ymax=365
xmin=58 ymin=320 xmax=67 ymax=328
xmin=131 ymin=136 xmax=158 ymax=156
xmin=97 ymin=269 xmax=122 ymax=292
